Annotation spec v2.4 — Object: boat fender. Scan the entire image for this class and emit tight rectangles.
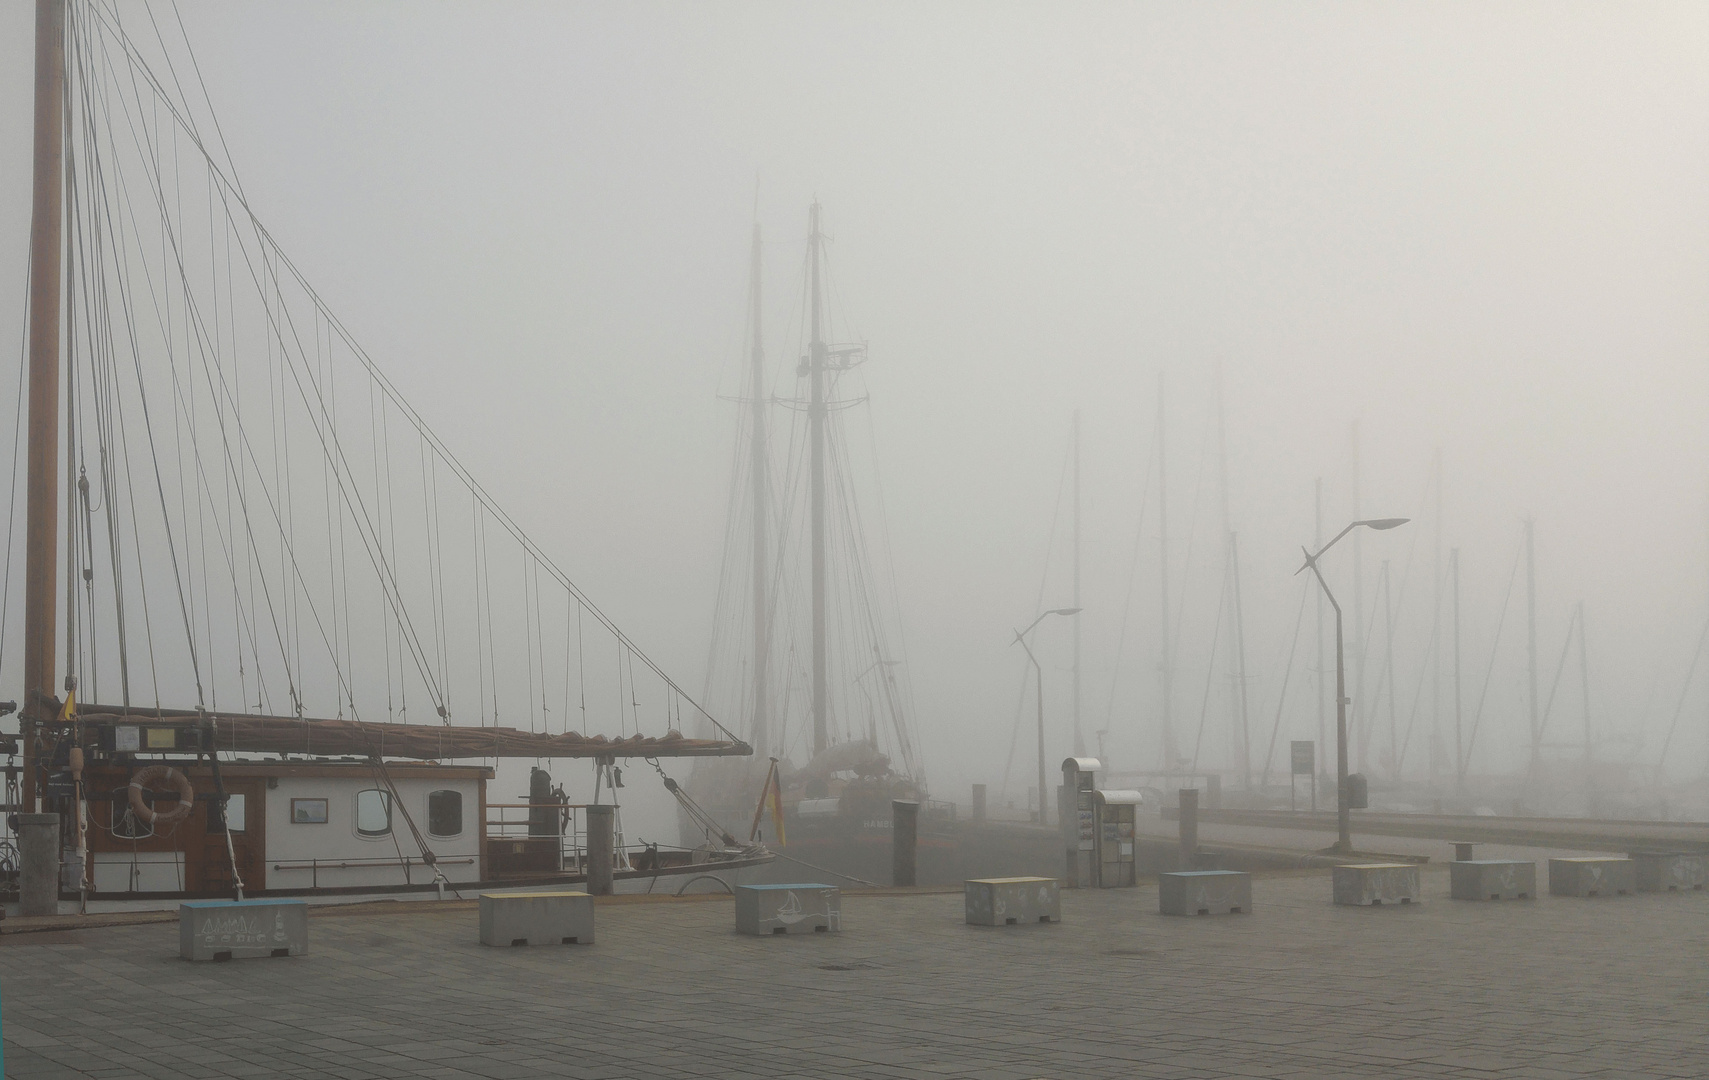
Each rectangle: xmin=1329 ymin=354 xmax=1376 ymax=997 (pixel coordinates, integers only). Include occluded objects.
xmin=128 ymin=765 xmax=195 ymax=826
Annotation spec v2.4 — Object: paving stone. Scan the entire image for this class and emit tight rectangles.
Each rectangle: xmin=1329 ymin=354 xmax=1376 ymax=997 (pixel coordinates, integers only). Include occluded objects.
xmin=2 ymin=872 xmax=1708 ymax=1078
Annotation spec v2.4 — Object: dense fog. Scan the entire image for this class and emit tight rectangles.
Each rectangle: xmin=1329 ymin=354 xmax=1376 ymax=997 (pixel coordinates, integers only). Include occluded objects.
xmin=3 ymin=2 xmax=1707 ymax=844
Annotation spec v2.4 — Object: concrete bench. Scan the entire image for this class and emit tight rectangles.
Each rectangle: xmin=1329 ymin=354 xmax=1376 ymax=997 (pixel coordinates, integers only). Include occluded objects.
xmin=1633 ymin=852 xmax=1708 ymax=893
xmin=1549 ymin=858 xmax=1635 ymax=898
xmin=1449 ymin=860 xmax=1534 ymax=901
xmin=964 ymin=877 xmax=1061 ymax=926
xmin=479 ymin=891 xmax=594 ymax=946
xmin=735 ymin=884 xmax=840 ymax=935
xmin=1333 ymin=863 xmax=1421 ymax=906
xmin=1160 ymin=870 xmax=1250 ymax=916
xmin=179 ymin=899 xmax=307 ymax=961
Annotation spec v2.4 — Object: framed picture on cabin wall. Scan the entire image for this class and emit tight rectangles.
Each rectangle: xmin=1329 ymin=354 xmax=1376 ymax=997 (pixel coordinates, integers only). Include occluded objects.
xmin=291 ymin=798 xmax=329 ymax=824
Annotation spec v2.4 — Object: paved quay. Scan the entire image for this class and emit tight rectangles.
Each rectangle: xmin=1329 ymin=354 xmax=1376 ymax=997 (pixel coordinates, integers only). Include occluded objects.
xmin=3 ymin=869 xmax=1706 ymax=1080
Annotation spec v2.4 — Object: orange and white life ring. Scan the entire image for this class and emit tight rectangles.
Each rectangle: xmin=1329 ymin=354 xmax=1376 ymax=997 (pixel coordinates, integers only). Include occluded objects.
xmin=128 ymin=765 xmax=195 ymax=826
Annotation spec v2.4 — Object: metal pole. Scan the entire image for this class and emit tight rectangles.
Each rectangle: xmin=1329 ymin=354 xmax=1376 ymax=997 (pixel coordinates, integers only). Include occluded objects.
xmin=1333 ymin=585 xmax=1350 ymax=851
xmin=23 ymin=0 xmax=66 ymax=811
xmin=808 ymin=203 xmax=828 ymax=757
xmin=1383 ymin=561 xmax=1397 ymax=778
xmin=1303 ymin=556 xmax=1351 ymax=852
xmin=1034 ymin=648 xmax=1046 ymax=826
xmin=1014 ymin=609 xmax=1076 ymax=825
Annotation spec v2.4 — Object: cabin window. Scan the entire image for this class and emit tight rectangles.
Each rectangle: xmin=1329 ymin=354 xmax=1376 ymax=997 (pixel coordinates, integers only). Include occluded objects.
xmin=208 ymin=792 xmax=247 ymax=833
xmin=291 ymin=798 xmax=328 ymax=824
xmin=355 ymin=789 xmax=392 ymax=837
xmin=427 ymin=789 xmax=462 ymax=837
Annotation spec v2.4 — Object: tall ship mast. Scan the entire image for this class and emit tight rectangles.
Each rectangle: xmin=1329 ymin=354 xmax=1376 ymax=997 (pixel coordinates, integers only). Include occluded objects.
xmin=745 ymin=222 xmax=772 ymax=762
xmin=690 ymin=202 xmax=949 ymax=882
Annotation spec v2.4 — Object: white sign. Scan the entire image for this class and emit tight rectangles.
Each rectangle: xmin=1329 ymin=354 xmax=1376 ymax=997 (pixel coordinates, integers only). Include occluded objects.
xmin=1290 ymin=741 xmax=1315 ymax=776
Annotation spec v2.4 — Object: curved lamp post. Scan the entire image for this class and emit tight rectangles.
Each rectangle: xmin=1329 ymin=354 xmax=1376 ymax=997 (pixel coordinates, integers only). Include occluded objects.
xmin=1013 ymin=607 xmax=1082 ymax=825
xmin=1296 ymin=518 xmax=1408 ymax=853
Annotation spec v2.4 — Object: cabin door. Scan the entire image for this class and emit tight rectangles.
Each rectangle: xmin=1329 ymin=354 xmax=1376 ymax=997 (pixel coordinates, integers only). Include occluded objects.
xmin=198 ymin=779 xmax=267 ymax=894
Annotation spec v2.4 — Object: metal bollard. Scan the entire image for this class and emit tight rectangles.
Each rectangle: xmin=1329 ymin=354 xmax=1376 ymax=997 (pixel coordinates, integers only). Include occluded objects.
xmin=892 ymin=800 xmax=919 ymax=887
xmin=971 ymin=784 xmax=987 ymax=822
xmin=585 ymin=805 xmax=615 ymax=896
xmin=1177 ymin=790 xmax=1199 ymax=870
xmin=18 ymin=813 xmax=60 ymax=917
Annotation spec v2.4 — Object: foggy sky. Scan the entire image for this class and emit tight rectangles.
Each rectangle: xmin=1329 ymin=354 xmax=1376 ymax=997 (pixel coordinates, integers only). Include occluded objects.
xmin=3 ymin=2 xmax=1708 ymax=823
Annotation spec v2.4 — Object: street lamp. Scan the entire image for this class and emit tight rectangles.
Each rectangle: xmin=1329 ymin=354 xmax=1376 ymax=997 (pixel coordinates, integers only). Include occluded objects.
xmin=1296 ymin=518 xmax=1408 ymax=853
xmin=1013 ymin=607 xmax=1082 ymax=825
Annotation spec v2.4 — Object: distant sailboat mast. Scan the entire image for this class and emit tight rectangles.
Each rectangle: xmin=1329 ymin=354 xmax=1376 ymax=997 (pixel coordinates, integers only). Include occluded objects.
xmin=1452 ymin=546 xmax=1464 ymax=794
xmin=1315 ymin=478 xmax=1326 ymax=792
xmin=1430 ymin=450 xmax=1443 ymax=784
xmin=1072 ymin=410 xmax=1084 ymax=758
xmin=1526 ymin=517 xmax=1540 ymax=779
xmin=1350 ymin=421 xmax=1365 ymax=773
xmin=1215 ymin=369 xmax=1250 ymax=789
xmin=1157 ymin=375 xmax=1177 ymax=773
xmin=746 ymin=223 xmax=771 ymax=759
xmin=807 ymin=203 xmax=829 ymax=757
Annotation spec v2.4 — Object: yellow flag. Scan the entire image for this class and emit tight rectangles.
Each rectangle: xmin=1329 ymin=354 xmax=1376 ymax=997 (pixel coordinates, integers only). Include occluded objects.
xmin=58 ymin=688 xmax=75 ymax=722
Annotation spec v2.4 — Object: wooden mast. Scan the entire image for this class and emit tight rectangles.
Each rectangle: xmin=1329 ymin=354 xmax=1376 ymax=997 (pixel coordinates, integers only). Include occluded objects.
xmin=22 ymin=0 xmax=66 ymax=810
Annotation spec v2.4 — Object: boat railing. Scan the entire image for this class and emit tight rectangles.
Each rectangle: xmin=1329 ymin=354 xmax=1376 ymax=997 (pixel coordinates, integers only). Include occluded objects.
xmin=925 ymin=798 xmax=958 ymax=825
xmin=270 ymin=854 xmax=478 ymax=890
xmin=485 ymin=802 xmax=639 ymax=873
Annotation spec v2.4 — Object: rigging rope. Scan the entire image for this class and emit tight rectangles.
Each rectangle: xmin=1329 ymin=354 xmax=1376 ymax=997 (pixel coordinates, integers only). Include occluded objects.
xmin=46 ymin=3 xmax=744 ymax=751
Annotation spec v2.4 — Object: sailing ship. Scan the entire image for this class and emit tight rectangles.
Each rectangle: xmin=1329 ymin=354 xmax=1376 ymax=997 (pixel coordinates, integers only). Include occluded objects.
xmin=682 ymin=207 xmax=1062 ymax=885
xmin=4 ymin=0 xmax=763 ymax=904
xmin=679 ymin=206 xmax=935 ymax=883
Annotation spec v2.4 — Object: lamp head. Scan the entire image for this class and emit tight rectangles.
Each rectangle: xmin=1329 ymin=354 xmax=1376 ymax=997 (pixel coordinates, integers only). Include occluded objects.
xmin=1358 ymin=518 xmax=1410 ymax=531
xmin=1051 ymin=607 xmax=1083 ymax=616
